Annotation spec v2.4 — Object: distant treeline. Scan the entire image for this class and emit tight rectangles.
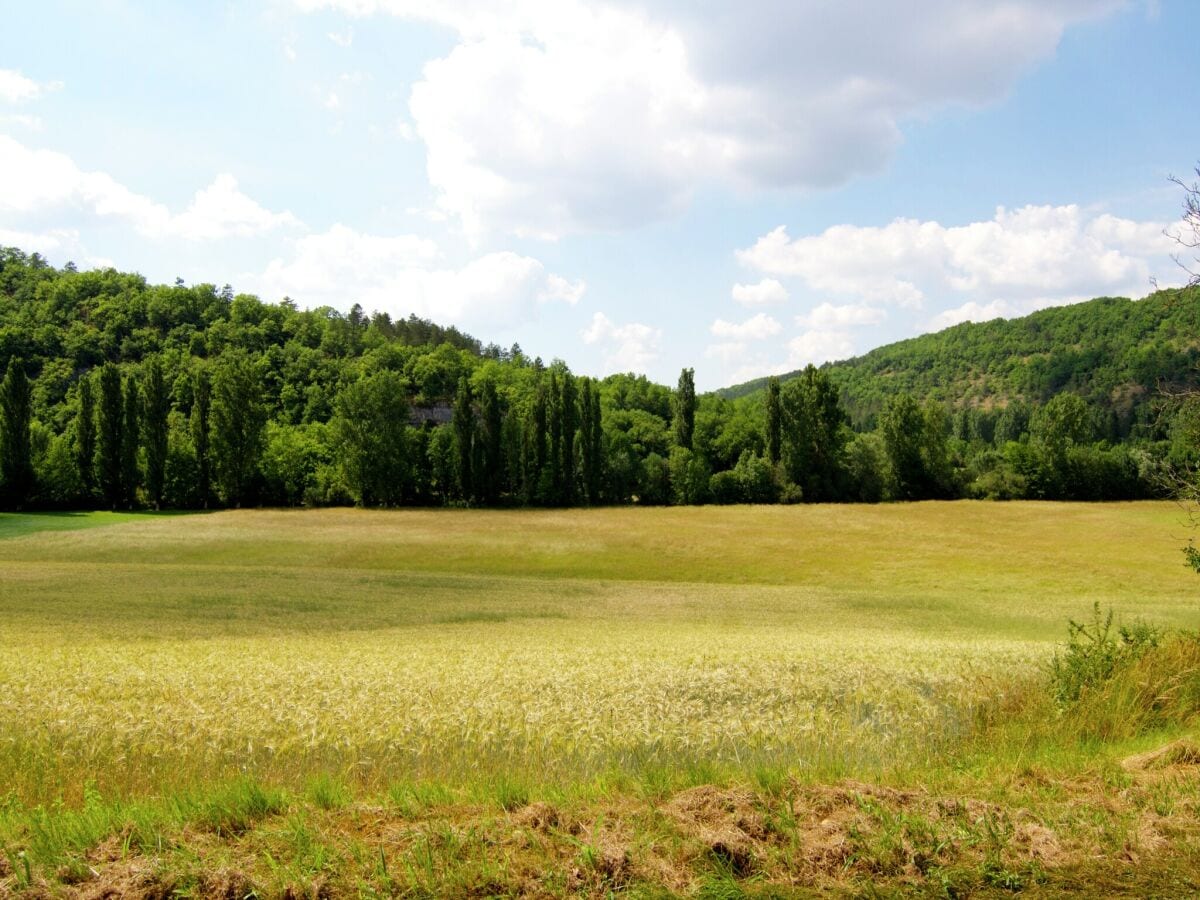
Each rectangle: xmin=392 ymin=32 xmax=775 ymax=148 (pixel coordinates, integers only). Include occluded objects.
xmin=0 ymin=247 xmax=1195 ymax=511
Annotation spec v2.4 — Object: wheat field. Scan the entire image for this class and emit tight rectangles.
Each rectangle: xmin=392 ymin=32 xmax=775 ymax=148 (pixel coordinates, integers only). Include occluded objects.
xmin=0 ymin=501 xmax=1193 ymax=808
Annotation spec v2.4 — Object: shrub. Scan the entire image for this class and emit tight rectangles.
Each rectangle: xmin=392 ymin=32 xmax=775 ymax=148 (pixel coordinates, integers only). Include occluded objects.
xmin=1048 ymin=603 xmax=1160 ymax=706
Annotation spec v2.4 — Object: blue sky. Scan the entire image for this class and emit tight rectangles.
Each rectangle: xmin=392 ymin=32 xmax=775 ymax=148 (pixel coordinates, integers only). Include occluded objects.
xmin=1 ymin=0 xmax=1198 ymax=389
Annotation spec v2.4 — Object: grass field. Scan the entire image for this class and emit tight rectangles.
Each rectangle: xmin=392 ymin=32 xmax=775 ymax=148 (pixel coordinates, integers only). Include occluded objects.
xmin=1 ymin=502 xmax=1198 ymax=896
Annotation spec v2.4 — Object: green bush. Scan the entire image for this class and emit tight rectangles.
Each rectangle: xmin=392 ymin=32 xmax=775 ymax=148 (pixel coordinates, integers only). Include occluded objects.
xmin=1048 ymin=603 xmax=1160 ymax=705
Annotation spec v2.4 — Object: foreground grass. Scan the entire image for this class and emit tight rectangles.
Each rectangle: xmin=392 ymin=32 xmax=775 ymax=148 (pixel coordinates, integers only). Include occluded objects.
xmin=0 ymin=502 xmax=1197 ymax=895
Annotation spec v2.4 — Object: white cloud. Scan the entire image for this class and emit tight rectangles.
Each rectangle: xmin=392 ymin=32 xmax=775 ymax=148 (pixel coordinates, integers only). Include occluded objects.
xmin=328 ymin=27 xmax=354 ymax=46
xmin=0 ymin=69 xmax=60 ymax=104
xmin=170 ymin=174 xmax=301 ymax=240
xmin=0 ymin=135 xmax=299 ymax=242
xmin=739 ymin=205 xmax=1178 ymax=315
xmin=538 ymin=272 xmax=586 ymax=305
xmin=295 ymin=0 xmax=1120 ymax=237
xmin=786 ymin=329 xmax=856 ymax=368
xmin=581 ymin=311 xmax=662 ymax=373
xmin=253 ymin=224 xmax=583 ymax=332
xmin=731 ymin=278 xmax=787 ymax=306
xmin=798 ymin=302 xmax=887 ymax=329
xmin=710 ymin=312 xmax=781 ymax=340
xmin=0 ymin=113 xmax=43 ymax=131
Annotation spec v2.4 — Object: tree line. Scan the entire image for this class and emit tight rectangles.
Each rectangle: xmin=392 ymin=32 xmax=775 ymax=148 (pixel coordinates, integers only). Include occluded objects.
xmin=0 ymin=247 xmax=1192 ymax=512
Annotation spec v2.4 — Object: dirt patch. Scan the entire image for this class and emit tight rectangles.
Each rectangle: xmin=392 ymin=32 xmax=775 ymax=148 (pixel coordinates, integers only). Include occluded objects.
xmin=71 ymin=856 xmax=175 ymax=900
xmin=664 ymin=786 xmax=766 ymax=873
xmin=511 ymin=801 xmax=560 ymax=832
xmin=195 ymin=868 xmax=256 ymax=899
xmin=1011 ymin=821 xmax=1065 ymax=864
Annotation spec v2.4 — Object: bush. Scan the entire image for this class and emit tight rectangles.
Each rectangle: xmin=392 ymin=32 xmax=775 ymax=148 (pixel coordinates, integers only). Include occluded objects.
xmin=1048 ymin=603 xmax=1160 ymax=706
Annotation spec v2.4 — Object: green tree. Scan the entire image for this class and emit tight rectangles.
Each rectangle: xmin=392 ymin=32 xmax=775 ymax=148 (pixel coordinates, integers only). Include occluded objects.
xmin=97 ymin=363 xmax=124 ymax=509
xmin=560 ymin=370 xmax=578 ymax=504
xmin=765 ymin=375 xmax=781 ymax=465
xmin=142 ymin=357 xmax=170 ymax=508
xmin=333 ymin=370 xmax=410 ymax=506
xmin=547 ymin=370 xmax=562 ymax=503
xmin=674 ymin=367 xmax=696 ymax=450
xmin=478 ymin=377 xmax=503 ymax=504
xmin=191 ymin=367 xmax=212 ymax=508
xmin=121 ymin=373 xmax=140 ymax=508
xmin=0 ymin=359 xmax=34 ymax=508
xmin=880 ymin=394 xmax=955 ymax=500
xmin=452 ymin=376 xmax=473 ymax=501
xmin=74 ymin=375 xmax=96 ymax=499
xmin=211 ymin=351 xmax=266 ymax=507
xmin=780 ymin=365 xmax=847 ymax=502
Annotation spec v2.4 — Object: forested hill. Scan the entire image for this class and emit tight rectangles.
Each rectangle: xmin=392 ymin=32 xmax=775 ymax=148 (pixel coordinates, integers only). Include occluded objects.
xmin=718 ymin=288 xmax=1200 ymax=433
xmin=0 ymin=247 xmax=1193 ymax=511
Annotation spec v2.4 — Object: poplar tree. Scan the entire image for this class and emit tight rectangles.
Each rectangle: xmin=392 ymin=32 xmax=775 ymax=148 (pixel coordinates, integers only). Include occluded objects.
xmin=0 ymin=359 xmax=34 ymax=508
xmin=560 ymin=371 xmax=578 ymax=505
xmin=122 ymin=373 xmax=140 ymax=508
xmin=530 ymin=379 xmax=548 ymax=502
xmin=191 ymin=368 xmax=212 ymax=507
xmin=75 ymin=375 xmax=96 ymax=498
xmin=478 ymin=378 xmax=503 ymax=504
xmin=765 ymin=375 xmax=781 ymax=465
xmin=588 ymin=378 xmax=603 ymax=502
xmin=580 ymin=378 xmax=595 ymax=503
xmin=97 ymin=363 xmax=124 ymax=509
xmin=674 ymin=367 xmax=695 ymax=450
xmin=452 ymin=376 xmax=473 ymax=501
xmin=547 ymin=370 xmax=562 ymax=503
xmin=142 ymin=357 xmax=169 ymax=509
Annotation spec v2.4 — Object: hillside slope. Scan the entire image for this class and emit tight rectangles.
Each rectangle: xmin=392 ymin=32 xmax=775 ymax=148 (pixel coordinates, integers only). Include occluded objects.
xmin=718 ymin=288 xmax=1200 ymax=430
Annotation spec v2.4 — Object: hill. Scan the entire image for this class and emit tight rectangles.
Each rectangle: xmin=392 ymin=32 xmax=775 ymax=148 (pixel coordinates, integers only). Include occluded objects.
xmin=718 ymin=288 xmax=1200 ymax=433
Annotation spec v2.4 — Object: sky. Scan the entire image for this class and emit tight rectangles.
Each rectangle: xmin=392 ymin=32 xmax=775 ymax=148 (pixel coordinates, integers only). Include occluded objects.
xmin=1 ymin=1 xmax=1198 ymax=390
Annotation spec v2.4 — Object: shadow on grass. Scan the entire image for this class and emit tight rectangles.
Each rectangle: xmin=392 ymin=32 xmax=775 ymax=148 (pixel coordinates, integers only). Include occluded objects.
xmin=0 ymin=509 xmax=213 ymax=540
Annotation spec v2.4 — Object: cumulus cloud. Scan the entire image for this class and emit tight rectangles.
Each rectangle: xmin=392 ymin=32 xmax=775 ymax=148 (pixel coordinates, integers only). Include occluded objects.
xmin=253 ymin=224 xmax=584 ymax=332
xmin=798 ymin=302 xmax=888 ymax=329
xmin=581 ymin=311 xmax=662 ymax=373
xmin=738 ymin=205 xmax=1177 ymax=316
xmin=171 ymin=174 xmax=301 ymax=240
xmin=710 ymin=312 xmax=781 ymax=340
xmin=0 ymin=69 xmax=60 ymax=104
xmin=786 ymin=329 xmax=857 ymax=368
xmin=731 ymin=278 xmax=787 ymax=306
xmin=0 ymin=135 xmax=300 ymax=241
xmin=294 ymin=0 xmax=1120 ymax=236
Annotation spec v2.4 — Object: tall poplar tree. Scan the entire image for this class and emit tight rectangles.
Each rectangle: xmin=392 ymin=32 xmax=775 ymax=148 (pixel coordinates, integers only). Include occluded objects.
xmin=530 ymin=379 xmax=548 ymax=502
xmin=674 ymin=367 xmax=696 ymax=451
xmin=547 ymin=370 xmax=562 ymax=503
xmin=121 ymin=373 xmax=140 ymax=508
xmin=452 ymin=376 xmax=473 ymax=501
xmin=97 ymin=363 xmax=124 ymax=509
xmin=765 ymin=375 xmax=781 ymax=465
xmin=560 ymin=371 xmax=578 ymax=505
xmin=75 ymin=374 xmax=96 ymax=498
xmin=580 ymin=378 xmax=596 ymax=504
xmin=142 ymin=357 xmax=169 ymax=509
xmin=0 ymin=359 xmax=34 ymax=508
xmin=478 ymin=378 xmax=503 ymax=504
xmin=191 ymin=368 xmax=212 ymax=508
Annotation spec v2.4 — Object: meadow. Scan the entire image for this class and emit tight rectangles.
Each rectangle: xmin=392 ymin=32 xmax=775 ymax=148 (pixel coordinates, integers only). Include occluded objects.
xmin=1 ymin=502 xmax=1199 ymax=896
